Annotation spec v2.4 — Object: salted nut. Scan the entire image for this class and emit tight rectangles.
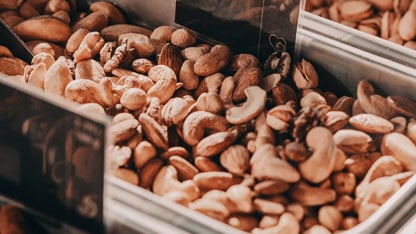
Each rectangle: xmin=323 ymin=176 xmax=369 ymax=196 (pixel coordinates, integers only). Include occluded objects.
xmin=299 ymin=127 xmax=337 ymax=183
xmin=339 ymin=1 xmax=373 ymax=22
xmin=226 ymin=86 xmax=267 ymax=124
xmin=293 ymin=59 xmax=319 ymax=89
xmin=11 ymin=10 xmax=416 ymax=232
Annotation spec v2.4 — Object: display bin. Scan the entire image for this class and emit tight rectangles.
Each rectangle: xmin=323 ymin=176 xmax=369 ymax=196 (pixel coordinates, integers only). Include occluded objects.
xmin=1 ymin=0 xmax=416 ymax=233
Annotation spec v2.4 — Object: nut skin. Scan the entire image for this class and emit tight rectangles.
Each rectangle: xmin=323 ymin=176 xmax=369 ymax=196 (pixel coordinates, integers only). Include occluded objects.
xmin=158 ymin=43 xmax=183 ymax=76
xmin=232 ymin=66 xmax=262 ymax=102
xmin=13 ymin=16 xmax=71 ymax=42
xmin=65 ymin=28 xmax=90 ymax=56
xmin=194 ymin=45 xmax=232 ymax=76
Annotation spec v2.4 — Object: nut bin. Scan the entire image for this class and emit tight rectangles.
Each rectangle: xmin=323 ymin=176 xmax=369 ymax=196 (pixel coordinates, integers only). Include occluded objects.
xmin=1 ymin=0 xmax=416 ymax=233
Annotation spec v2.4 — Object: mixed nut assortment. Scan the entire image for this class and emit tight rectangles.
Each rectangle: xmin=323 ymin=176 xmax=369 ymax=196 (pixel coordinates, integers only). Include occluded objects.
xmin=1 ymin=0 xmax=416 ymax=233
xmin=306 ymin=0 xmax=416 ymax=49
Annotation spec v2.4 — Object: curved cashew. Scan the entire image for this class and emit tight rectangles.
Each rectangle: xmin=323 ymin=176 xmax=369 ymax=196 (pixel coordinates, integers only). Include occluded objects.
xmin=381 ymin=132 xmax=416 ymax=171
xmin=98 ymin=77 xmax=119 ymax=107
xmin=299 ymin=127 xmax=337 ymax=183
xmin=355 ymin=155 xmax=402 ymax=200
xmin=147 ymin=65 xmax=177 ymax=104
xmin=182 ymin=111 xmax=229 ymax=146
xmin=357 ymin=80 xmax=398 ymax=119
xmin=251 ymin=144 xmax=300 ymax=183
xmin=226 ymin=86 xmax=266 ymax=125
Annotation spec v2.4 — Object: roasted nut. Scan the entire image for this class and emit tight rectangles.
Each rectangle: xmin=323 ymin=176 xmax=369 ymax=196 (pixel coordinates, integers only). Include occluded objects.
xmin=194 ymin=128 xmax=239 ymax=157
xmin=13 ymin=16 xmax=71 ymax=42
xmin=333 ymin=129 xmax=372 ymax=154
xmin=90 ymin=1 xmax=125 ymax=24
xmin=318 ymin=205 xmax=343 ymax=232
xmin=64 ymin=79 xmax=103 ymax=105
xmin=73 ymin=32 xmax=105 ymax=63
xmin=381 ymin=132 xmax=416 ymax=171
xmin=226 ymin=86 xmax=267 ymax=124
xmin=100 ymin=24 xmax=152 ymax=41
xmin=290 ymin=182 xmax=336 ymax=206
xmin=147 ymin=65 xmax=177 ymax=104
xmin=251 ymin=144 xmax=300 ymax=183
xmin=113 ymin=168 xmax=139 ymax=185
xmin=132 ymin=58 xmax=154 ymax=74
xmin=194 ymin=45 xmax=232 ymax=76
xmin=120 ymin=88 xmax=147 ymax=111
xmin=299 ymin=127 xmax=337 ymax=183
xmin=171 ymin=28 xmax=196 ymax=48
xmin=139 ymin=113 xmax=168 ymax=150
xmin=110 ymin=118 xmax=139 ymax=144
xmin=44 ymin=57 xmax=73 ymax=96
xmin=0 ymin=57 xmax=26 ymax=76
xmin=182 ymin=111 xmax=229 ymax=146
xmin=220 ymin=145 xmax=250 ymax=175
xmin=232 ymin=66 xmax=262 ymax=102
xmin=193 ymin=171 xmax=241 ymax=191
xmin=339 ymin=1 xmax=373 ymax=22
xmin=293 ymin=59 xmax=319 ymax=89
xmin=349 ymin=113 xmax=394 ymax=134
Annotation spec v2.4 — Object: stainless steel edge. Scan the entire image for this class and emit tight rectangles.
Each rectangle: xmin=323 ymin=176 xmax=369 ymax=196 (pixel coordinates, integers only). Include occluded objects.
xmin=297 ymin=26 xmax=416 ymax=99
xmin=105 ymin=176 xmax=246 ymax=234
xmin=299 ymin=11 xmax=416 ymax=69
xmin=297 ymin=26 xmax=416 ymax=233
xmin=346 ymin=175 xmax=416 ymax=234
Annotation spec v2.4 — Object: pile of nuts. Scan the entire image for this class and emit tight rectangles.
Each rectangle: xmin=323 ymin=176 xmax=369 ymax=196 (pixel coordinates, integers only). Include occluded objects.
xmin=306 ymin=0 xmax=416 ymax=49
xmin=1 ymin=0 xmax=416 ymax=233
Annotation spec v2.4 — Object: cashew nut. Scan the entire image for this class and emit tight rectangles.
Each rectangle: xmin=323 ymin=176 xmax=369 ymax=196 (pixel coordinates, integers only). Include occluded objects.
xmin=381 ymin=132 xmax=416 ymax=171
xmin=226 ymin=86 xmax=266 ymax=124
xmin=251 ymin=144 xmax=300 ymax=183
xmin=182 ymin=111 xmax=229 ymax=146
xmin=299 ymin=127 xmax=337 ymax=183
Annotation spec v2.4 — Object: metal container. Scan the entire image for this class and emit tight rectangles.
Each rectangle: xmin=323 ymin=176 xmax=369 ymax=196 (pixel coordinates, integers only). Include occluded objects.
xmin=1 ymin=1 xmax=415 ymax=233
xmin=103 ymin=2 xmax=416 ymax=234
